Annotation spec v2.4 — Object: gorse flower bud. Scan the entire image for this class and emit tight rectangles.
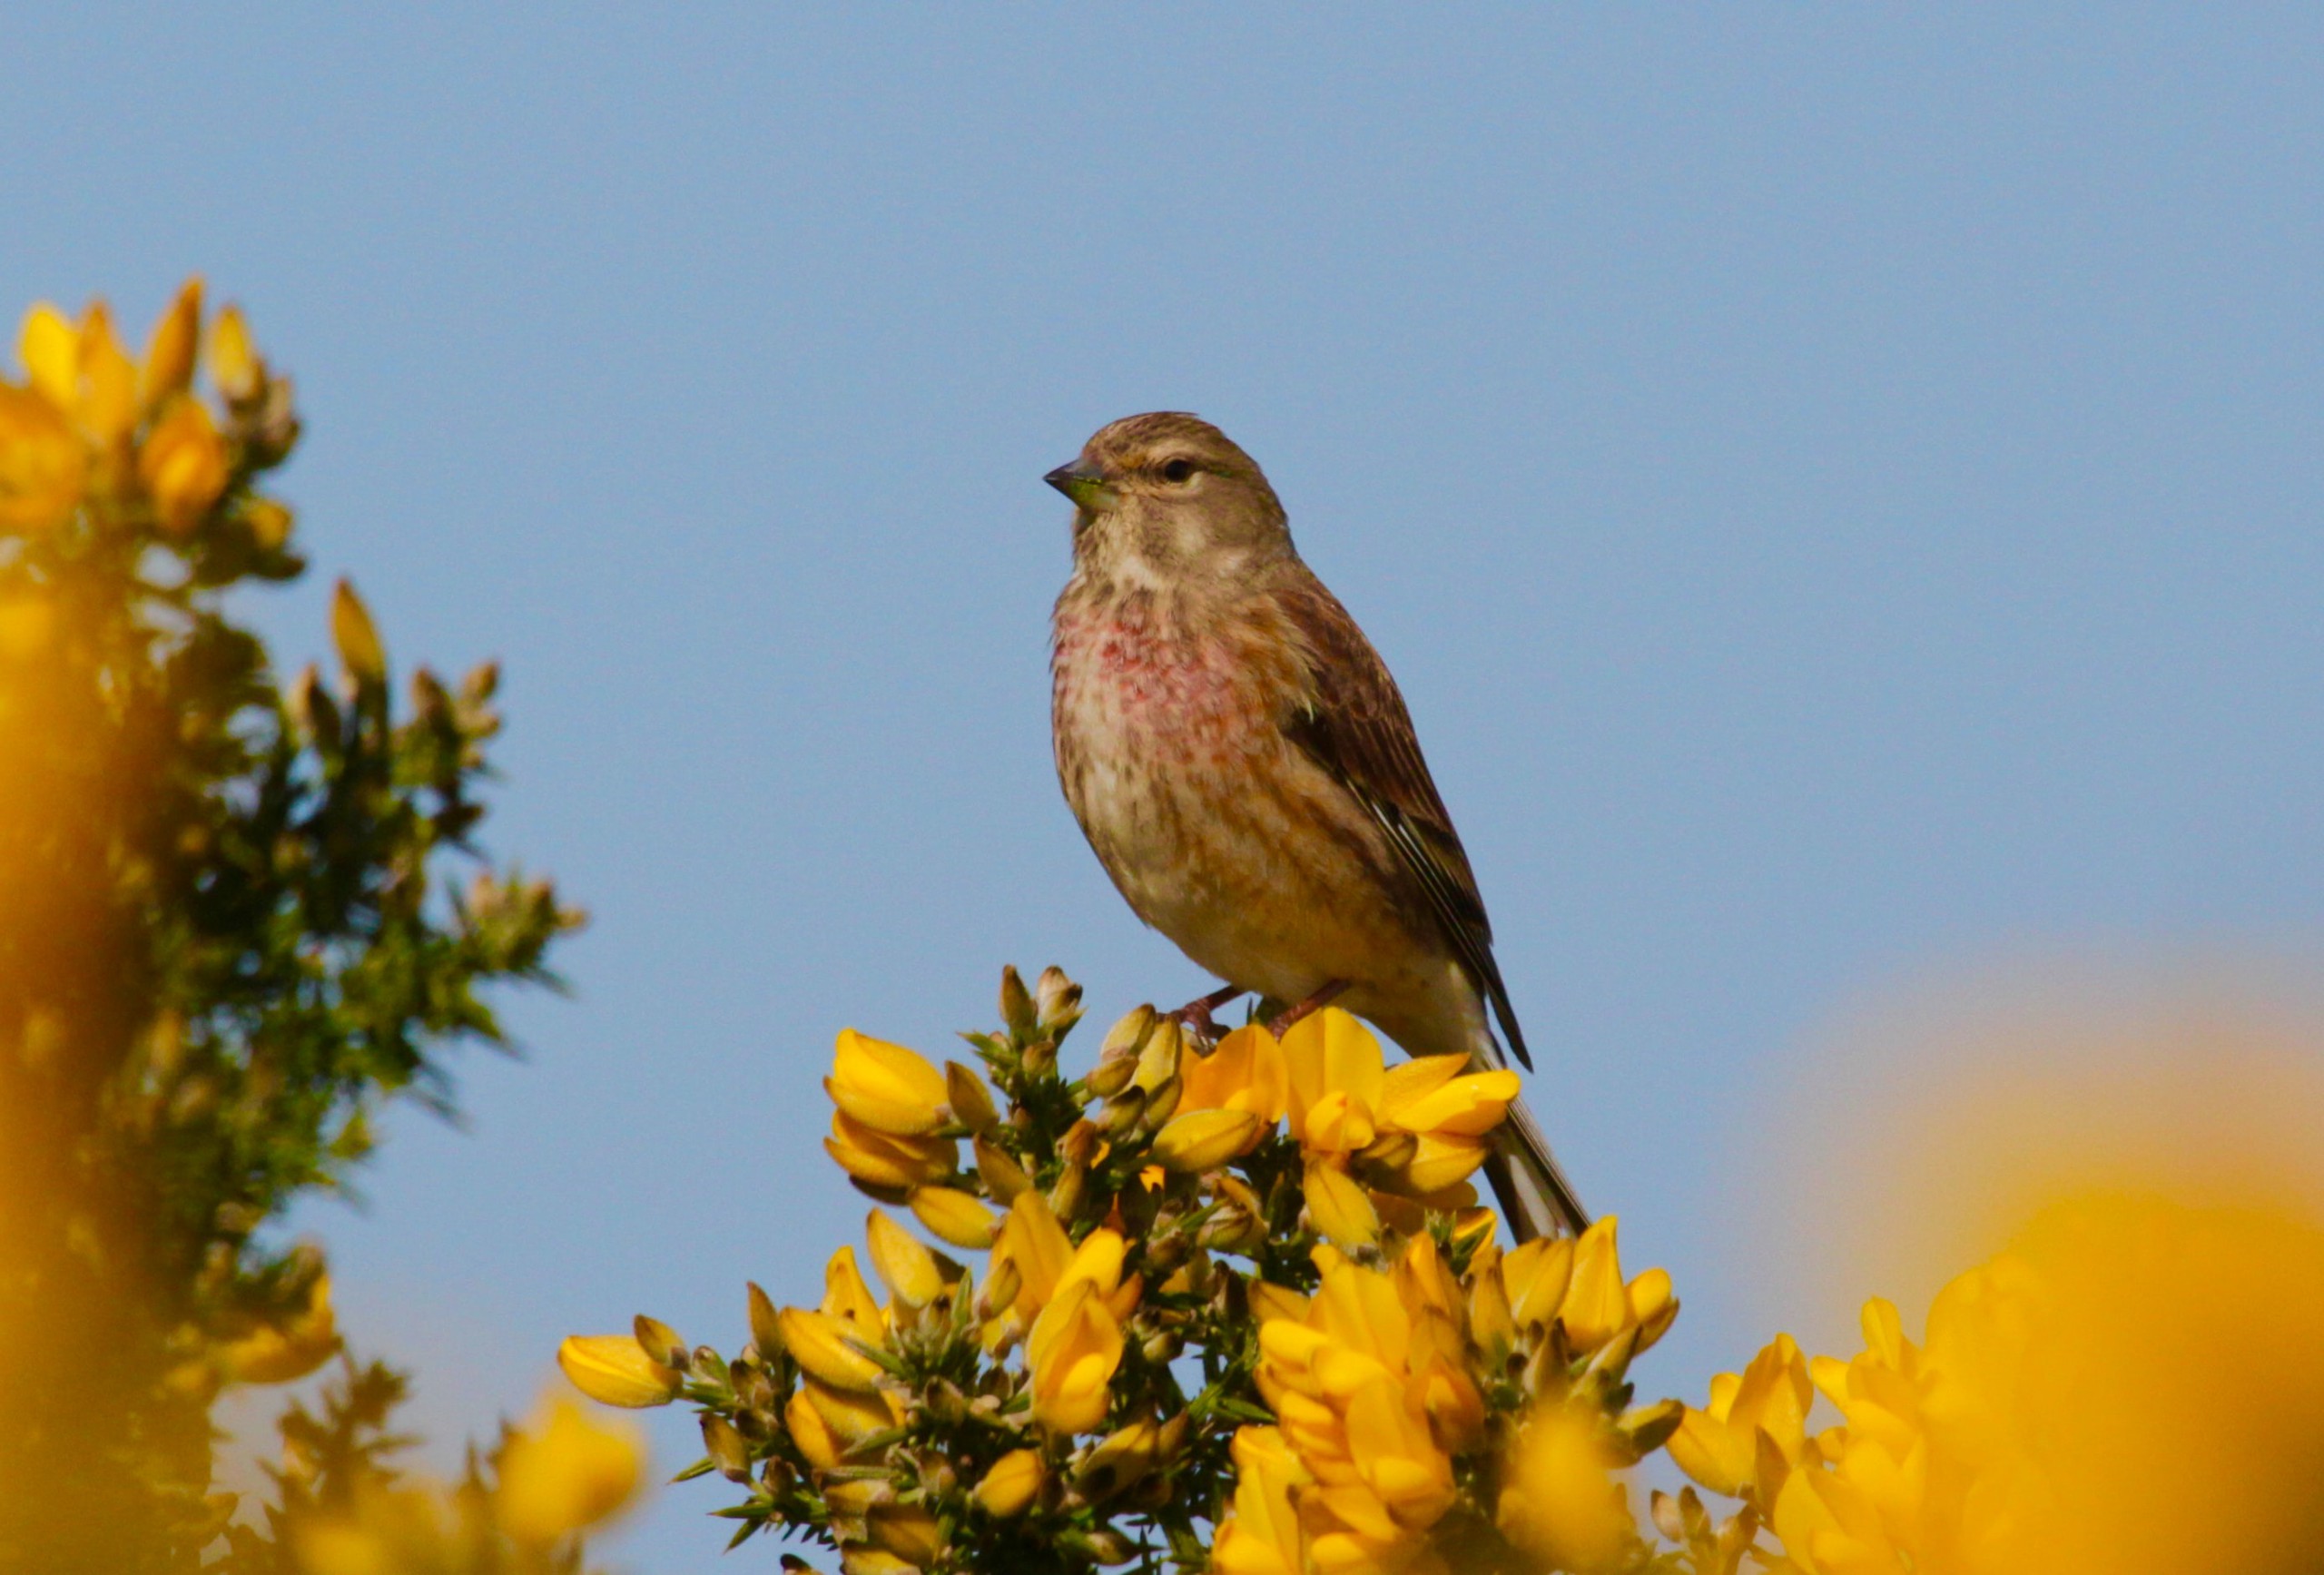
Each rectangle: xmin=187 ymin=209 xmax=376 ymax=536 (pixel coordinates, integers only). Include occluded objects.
xmin=945 ymin=1060 xmax=1000 ymax=1135
xmin=557 ymin=1334 xmax=682 ymax=1408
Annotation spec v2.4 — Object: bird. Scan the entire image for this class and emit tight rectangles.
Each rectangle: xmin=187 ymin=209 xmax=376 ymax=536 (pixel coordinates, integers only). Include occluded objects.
xmin=1045 ymin=411 xmax=1588 ymax=1241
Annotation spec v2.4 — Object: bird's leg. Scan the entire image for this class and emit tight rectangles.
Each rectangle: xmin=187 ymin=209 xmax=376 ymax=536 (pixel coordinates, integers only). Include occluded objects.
xmin=1265 ymin=979 xmax=1350 ymax=1039
xmin=1171 ymin=983 xmax=1247 ymax=1046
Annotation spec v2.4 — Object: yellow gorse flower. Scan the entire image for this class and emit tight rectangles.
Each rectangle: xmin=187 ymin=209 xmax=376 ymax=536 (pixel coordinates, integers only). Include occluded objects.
xmin=1667 ymin=1332 xmax=1815 ymax=1503
xmin=0 ymin=384 xmax=83 ymax=535
xmin=1245 ymin=1240 xmax=1471 ymax=1569
xmin=3 ymin=280 xmax=288 ymax=546
xmin=1027 ymin=1278 xmax=1124 ymax=1433
xmin=1171 ymin=1009 xmax=1521 ymax=1243
xmin=824 ymin=1028 xmax=959 ymax=1189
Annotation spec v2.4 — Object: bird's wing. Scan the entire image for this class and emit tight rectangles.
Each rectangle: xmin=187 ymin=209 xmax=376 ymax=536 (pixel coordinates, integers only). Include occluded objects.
xmin=1272 ymin=571 xmax=1533 ymax=1072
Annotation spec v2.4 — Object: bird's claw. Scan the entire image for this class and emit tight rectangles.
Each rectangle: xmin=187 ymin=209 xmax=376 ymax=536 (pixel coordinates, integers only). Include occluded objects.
xmin=1169 ymin=984 xmax=1247 ymax=1047
xmin=1265 ymin=979 xmax=1351 ymax=1039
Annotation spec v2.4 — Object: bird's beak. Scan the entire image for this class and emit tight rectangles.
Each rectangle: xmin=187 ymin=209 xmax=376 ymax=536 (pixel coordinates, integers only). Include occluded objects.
xmin=1044 ymin=457 xmax=1114 ymax=510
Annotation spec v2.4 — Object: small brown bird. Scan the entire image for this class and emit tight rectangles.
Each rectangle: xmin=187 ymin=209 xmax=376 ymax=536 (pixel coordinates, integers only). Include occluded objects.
xmin=1047 ymin=411 xmax=1587 ymax=1240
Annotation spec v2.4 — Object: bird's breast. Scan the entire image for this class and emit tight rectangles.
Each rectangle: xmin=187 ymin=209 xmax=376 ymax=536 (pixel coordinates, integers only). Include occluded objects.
xmin=1049 ymin=586 xmax=1420 ymax=1001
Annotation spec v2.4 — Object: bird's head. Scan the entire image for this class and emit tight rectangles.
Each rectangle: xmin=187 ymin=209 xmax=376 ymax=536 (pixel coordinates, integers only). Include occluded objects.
xmin=1046 ymin=412 xmax=1290 ymax=583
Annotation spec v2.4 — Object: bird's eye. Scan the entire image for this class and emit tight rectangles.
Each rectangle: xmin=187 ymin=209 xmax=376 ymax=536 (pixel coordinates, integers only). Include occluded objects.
xmin=1158 ymin=458 xmax=1197 ymax=484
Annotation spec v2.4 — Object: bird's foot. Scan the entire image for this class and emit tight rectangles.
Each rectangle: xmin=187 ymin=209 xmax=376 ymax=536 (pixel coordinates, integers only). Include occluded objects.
xmin=1265 ymin=979 xmax=1350 ymax=1039
xmin=1170 ymin=984 xmax=1247 ymax=1046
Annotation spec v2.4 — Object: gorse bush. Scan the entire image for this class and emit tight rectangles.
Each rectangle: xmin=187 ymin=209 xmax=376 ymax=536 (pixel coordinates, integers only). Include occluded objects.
xmin=564 ymin=978 xmax=2324 ymax=1575
xmin=566 ymin=974 xmax=1689 ymax=1575
xmin=0 ymin=282 xmax=604 ymax=1572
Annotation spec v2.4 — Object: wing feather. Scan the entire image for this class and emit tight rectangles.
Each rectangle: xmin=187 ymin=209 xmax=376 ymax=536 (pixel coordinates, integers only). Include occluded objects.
xmin=1272 ymin=571 xmax=1533 ymax=1072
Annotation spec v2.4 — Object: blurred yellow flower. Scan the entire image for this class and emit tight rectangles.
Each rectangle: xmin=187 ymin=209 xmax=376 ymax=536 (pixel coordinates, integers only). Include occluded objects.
xmin=139 ymin=396 xmax=227 ymax=536
xmin=1498 ymin=1405 xmax=1634 ymax=1573
xmin=19 ymin=303 xmax=77 ymax=409
xmin=220 ymin=1273 xmax=340 ymax=1384
xmin=210 ymin=302 xmax=260 ymax=400
xmin=330 ymin=578 xmax=389 ymax=685
xmin=495 ymin=1395 xmax=646 ymax=1545
xmin=0 ymin=383 xmax=84 ymax=533
xmin=71 ymin=303 xmax=139 ymax=449
xmin=141 ymin=276 xmax=202 ymax=408
xmin=556 ymin=1332 xmax=683 ymax=1407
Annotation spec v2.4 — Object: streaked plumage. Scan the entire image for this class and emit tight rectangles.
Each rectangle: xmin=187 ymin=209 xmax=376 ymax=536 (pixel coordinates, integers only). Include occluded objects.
xmin=1046 ymin=412 xmax=1587 ymax=1239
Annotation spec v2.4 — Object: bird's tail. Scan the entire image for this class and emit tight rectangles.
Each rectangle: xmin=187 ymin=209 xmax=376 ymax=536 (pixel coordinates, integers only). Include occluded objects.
xmin=1483 ymin=1094 xmax=1590 ymax=1242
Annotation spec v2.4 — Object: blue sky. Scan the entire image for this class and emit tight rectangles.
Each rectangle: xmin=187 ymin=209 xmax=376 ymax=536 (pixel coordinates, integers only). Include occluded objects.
xmin=7 ymin=5 xmax=2322 ymax=1565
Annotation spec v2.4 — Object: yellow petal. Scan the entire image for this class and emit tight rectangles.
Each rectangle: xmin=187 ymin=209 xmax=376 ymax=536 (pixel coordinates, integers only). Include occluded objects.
xmin=1182 ymin=1024 xmax=1289 ymax=1120
xmin=1153 ymin=1107 xmax=1263 ymax=1171
xmin=778 ymin=1307 xmax=885 ymax=1392
xmin=1250 ymin=1283 xmax=1313 ymax=1328
xmin=829 ymin=1028 xmax=950 ymax=1136
xmin=1497 ymin=1405 xmax=1632 ymax=1570
xmin=1666 ymin=1408 xmax=1753 ymax=1498
xmin=19 ymin=304 xmax=76 ymax=409
xmin=1402 ymin=1133 xmax=1491 ymax=1193
xmin=75 ymin=304 xmax=138 ymax=446
xmin=1058 ymin=1228 xmax=1127 ymax=1299
xmin=142 ymin=277 xmax=202 ymax=407
xmin=909 ymin=1185 xmax=998 ymax=1249
xmin=996 ymin=1190 xmax=1074 ymax=1309
xmin=221 ymin=1275 xmax=340 ymax=1384
xmin=972 ymin=1447 xmax=1046 ymax=1517
xmin=496 ymin=1397 xmax=645 ymax=1544
xmin=139 ymin=397 xmax=228 ymax=537
xmin=330 ymin=579 xmax=388 ymax=685
xmin=0 ymin=384 xmax=84 ymax=534
xmin=823 ymin=1245 xmax=887 ymax=1329
xmin=1304 ymin=1161 xmax=1381 ymax=1249
xmin=1560 ymin=1216 xmax=1630 ymax=1351
xmin=1282 ymin=1009 xmax=1384 ymax=1147
xmin=825 ymin=1110 xmax=954 ymax=1189
xmin=1386 ymin=1068 xmax=1519 ymax=1137
xmin=1027 ymin=1281 xmax=1122 ymax=1434
xmin=865 ymin=1209 xmax=942 ymax=1307
xmin=1504 ymin=1237 xmax=1576 ymax=1330
xmin=209 ymin=303 xmax=259 ymax=400
xmin=556 ymin=1334 xmax=681 ymax=1408
xmin=785 ymin=1387 xmax=844 ymax=1469
xmin=803 ymin=1375 xmax=901 ymax=1448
